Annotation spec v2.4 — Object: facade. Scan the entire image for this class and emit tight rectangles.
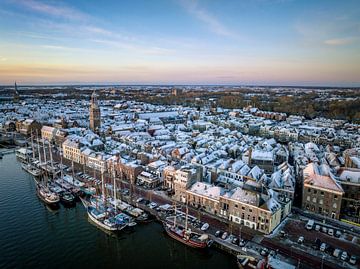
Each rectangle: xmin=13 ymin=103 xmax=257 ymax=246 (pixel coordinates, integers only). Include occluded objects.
xmin=89 ymin=91 xmax=101 ymax=132
xmin=137 ymin=171 xmax=160 ymax=188
xmin=302 ymin=163 xmax=344 ymax=219
xmin=173 ymin=165 xmax=202 ymax=203
xmin=62 ymin=139 xmax=86 ymax=164
xmin=338 ymin=168 xmax=360 ymax=223
xmin=16 ymin=119 xmax=42 ymax=136
xmin=219 ymin=188 xmax=284 ymax=234
xmin=41 ymin=126 xmax=58 ymax=142
xmin=185 ymin=181 xmax=290 ymax=234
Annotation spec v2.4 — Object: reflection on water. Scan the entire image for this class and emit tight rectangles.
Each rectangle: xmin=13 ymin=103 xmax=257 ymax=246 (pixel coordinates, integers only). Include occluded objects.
xmin=0 ymin=153 xmax=237 ymax=269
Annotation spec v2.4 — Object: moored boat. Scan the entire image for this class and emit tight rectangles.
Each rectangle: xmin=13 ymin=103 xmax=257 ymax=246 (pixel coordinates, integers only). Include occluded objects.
xmin=163 ymin=222 xmax=211 ymax=248
xmin=87 ymin=206 xmax=127 ymax=231
xmin=21 ymin=163 xmax=42 ymax=177
xmin=36 ymin=183 xmax=60 ymax=206
xmin=236 ymin=254 xmax=258 ymax=269
xmin=60 ymin=191 xmax=76 ymax=206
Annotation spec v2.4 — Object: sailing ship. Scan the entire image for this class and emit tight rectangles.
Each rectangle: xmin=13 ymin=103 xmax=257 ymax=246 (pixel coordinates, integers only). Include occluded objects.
xmin=34 ymin=132 xmax=60 ymax=206
xmin=36 ymin=182 xmax=60 ymax=205
xmin=21 ymin=163 xmax=42 ymax=177
xmin=163 ymin=204 xmax=211 ymax=248
xmin=83 ymin=170 xmax=128 ymax=232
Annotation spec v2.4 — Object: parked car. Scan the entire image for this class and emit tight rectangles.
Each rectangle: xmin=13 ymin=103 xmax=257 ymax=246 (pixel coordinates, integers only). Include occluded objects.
xmin=280 ymin=230 xmax=286 ymax=237
xmin=149 ymin=202 xmax=158 ymax=209
xmin=328 ymin=228 xmax=334 ymax=236
xmin=335 ymin=230 xmax=342 ymax=238
xmin=341 ymin=251 xmax=348 ymax=261
xmin=333 ymin=248 xmax=341 ymax=258
xmin=136 ymin=197 xmax=143 ymax=203
xmin=221 ymin=232 xmax=228 ymax=240
xmin=231 ymin=237 xmax=239 ymax=245
xmin=239 ymin=239 xmax=246 ymax=247
xmin=306 ymin=219 xmax=314 ymax=230
xmin=321 ymin=226 xmax=328 ymax=233
xmin=260 ymin=248 xmax=269 ymax=256
xmin=200 ymin=223 xmax=209 ymax=231
xmin=315 ymin=225 xmax=321 ymax=231
xmin=349 ymin=255 xmax=357 ymax=265
xmin=320 ymin=243 xmax=327 ymax=252
xmin=215 ymin=230 xmax=222 ymax=238
xmin=298 ymin=236 xmax=304 ymax=244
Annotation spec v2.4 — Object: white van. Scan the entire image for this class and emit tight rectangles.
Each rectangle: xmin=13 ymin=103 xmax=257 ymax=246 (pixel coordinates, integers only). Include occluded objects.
xmin=333 ymin=249 xmax=341 ymax=258
xmin=306 ymin=220 xmax=315 ymax=230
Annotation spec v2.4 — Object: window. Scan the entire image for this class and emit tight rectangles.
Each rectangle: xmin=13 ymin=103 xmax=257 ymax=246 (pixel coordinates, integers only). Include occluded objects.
xmin=308 ymin=188 xmax=311 ymax=193
xmin=235 ymin=204 xmax=238 ymax=208
xmin=334 ymin=195 xmax=338 ymax=199
xmin=321 ymin=191 xmax=324 ymax=195
xmin=313 ymin=190 xmax=317 ymax=194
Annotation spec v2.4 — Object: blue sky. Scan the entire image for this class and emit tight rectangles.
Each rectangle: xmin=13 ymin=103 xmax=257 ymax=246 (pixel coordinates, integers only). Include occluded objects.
xmin=0 ymin=0 xmax=359 ymax=86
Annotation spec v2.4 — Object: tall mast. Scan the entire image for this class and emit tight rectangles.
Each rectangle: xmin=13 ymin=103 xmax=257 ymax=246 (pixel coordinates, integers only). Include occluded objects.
xmin=60 ymin=148 xmax=64 ymax=182
xmin=42 ymin=138 xmax=47 ymax=164
xmin=113 ymin=162 xmax=117 ymax=210
xmin=36 ymin=130 xmax=42 ymax=164
xmin=174 ymin=202 xmax=177 ymax=228
xmin=71 ymin=160 xmax=75 ymax=185
xmin=49 ymin=142 xmax=54 ymax=170
xmin=49 ymin=142 xmax=54 ymax=180
xmin=31 ymin=132 xmax=35 ymax=160
xmin=185 ymin=203 xmax=189 ymax=231
xmin=101 ymin=170 xmax=105 ymax=204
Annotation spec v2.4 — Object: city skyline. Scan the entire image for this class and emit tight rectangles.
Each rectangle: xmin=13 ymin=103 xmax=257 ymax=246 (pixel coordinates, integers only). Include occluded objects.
xmin=0 ymin=0 xmax=359 ymax=86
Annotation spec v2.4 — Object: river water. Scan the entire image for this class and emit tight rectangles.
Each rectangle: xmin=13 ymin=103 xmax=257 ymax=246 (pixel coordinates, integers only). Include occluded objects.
xmin=0 ymin=152 xmax=237 ymax=269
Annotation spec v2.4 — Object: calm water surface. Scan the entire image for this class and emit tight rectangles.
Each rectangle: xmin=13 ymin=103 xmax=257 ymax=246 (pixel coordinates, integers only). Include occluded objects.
xmin=0 ymin=152 xmax=237 ymax=269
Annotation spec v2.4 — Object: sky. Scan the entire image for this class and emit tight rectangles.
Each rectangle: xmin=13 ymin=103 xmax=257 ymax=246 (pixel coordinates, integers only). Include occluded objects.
xmin=0 ymin=0 xmax=359 ymax=86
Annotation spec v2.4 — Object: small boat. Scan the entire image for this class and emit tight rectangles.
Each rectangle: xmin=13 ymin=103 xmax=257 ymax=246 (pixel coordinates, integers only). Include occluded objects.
xmin=236 ymin=254 xmax=258 ymax=269
xmin=115 ymin=213 xmax=137 ymax=228
xmin=21 ymin=163 xmax=42 ymax=177
xmin=60 ymin=192 xmax=76 ymax=206
xmin=81 ymin=186 xmax=96 ymax=196
xmin=126 ymin=206 xmax=149 ymax=222
xmin=36 ymin=183 xmax=60 ymax=206
xmin=87 ymin=206 xmax=127 ymax=231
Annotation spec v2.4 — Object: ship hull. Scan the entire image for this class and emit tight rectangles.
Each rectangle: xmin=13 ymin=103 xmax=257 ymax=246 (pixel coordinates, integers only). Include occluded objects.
xmin=163 ymin=223 xmax=208 ymax=249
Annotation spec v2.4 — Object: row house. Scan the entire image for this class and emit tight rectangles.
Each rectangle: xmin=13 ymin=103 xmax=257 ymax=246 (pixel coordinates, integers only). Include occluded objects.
xmin=302 ymin=163 xmax=344 ymax=219
xmin=62 ymin=139 xmax=86 ymax=164
xmin=172 ymin=165 xmax=203 ymax=203
xmin=16 ymin=119 xmax=42 ymax=136
xmin=41 ymin=126 xmax=58 ymax=142
xmin=337 ymin=168 xmax=360 ymax=223
xmin=185 ymin=181 xmax=290 ymax=234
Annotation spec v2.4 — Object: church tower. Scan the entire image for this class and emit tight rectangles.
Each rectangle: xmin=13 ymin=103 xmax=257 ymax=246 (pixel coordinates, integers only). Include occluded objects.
xmin=89 ymin=91 xmax=101 ymax=132
xmin=13 ymin=81 xmax=20 ymax=102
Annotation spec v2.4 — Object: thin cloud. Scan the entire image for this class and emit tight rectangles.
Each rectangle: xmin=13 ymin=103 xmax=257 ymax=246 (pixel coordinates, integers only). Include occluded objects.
xmin=16 ymin=0 xmax=88 ymax=21
xmin=324 ymin=38 xmax=354 ymax=46
xmin=179 ymin=0 xmax=239 ymax=39
xmin=91 ymin=39 xmax=174 ymax=55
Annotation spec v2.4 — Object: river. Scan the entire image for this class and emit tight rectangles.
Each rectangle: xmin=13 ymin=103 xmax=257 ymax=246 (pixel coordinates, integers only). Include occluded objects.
xmin=0 ymin=152 xmax=237 ymax=269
